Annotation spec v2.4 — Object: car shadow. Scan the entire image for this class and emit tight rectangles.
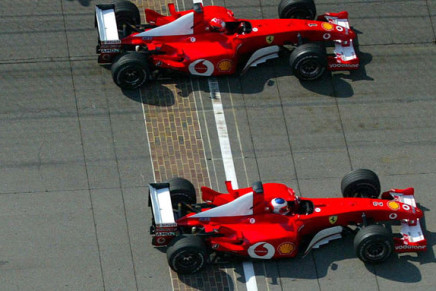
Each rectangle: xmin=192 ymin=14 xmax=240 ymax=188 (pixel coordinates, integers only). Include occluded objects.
xmin=120 ymin=46 xmax=372 ymax=104
xmin=176 ymin=263 xmax=237 ymax=290
xmin=65 ymin=0 xmax=91 ymax=7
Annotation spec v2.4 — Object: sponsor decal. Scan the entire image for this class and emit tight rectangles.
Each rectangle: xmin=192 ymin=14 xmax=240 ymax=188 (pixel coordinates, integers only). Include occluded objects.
xmin=402 ymin=204 xmax=411 ymax=211
xmin=156 ymin=237 xmax=167 ymax=244
xmin=248 ymin=242 xmax=275 ymax=259
xmin=142 ymin=36 xmax=152 ymax=41
xmin=188 ymin=59 xmax=214 ymax=76
xmin=329 ymin=215 xmax=338 ymax=224
xmin=266 ymin=35 xmax=274 ymax=44
xmin=249 ymin=218 xmax=256 ymax=224
xmin=395 ymin=245 xmax=426 ymax=250
xmin=323 ymin=33 xmax=331 ymax=40
xmin=101 ymin=49 xmax=120 ymax=53
xmin=252 ymin=27 xmax=258 ymax=32
xmin=308 ymin=23 xmax=318 ymax=27
xmin=336 ymin=26 xmax=344 ymax=32
xmin=373 ymin=201 xmax=384 ymax=207
xmin=388 ymin=201 xmax=400 ymax=211
xmin=315 ymin=207 xmax=321 ymax=213
xmin=190 ymin=37 xmax=196 ymax=42
xmin=389 ymin=213 xmax=398 ymax=220
xmin=217 ymin=59 xmax=232 ymax=72
xmin=329 ymin=63 xmax=359 ymax=68
xmin=278 ymin=242 xmax=296 ymax=255
xmin=155 ymin=232 xmax=176 ymax=236
xmin=322 ymin=22 xmax=334 ymax=31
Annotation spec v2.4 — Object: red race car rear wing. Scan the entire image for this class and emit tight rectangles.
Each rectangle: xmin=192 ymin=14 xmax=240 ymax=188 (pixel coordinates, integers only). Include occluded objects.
xmin=95 ymin=5 xmax=122 ymax=63
xmin=149 ymin=183 xmax=177 ymax=246
xmin=318 ymin=12 xmax=359 ymax=71
xmin=382 ymin=188 xmax=427 ymax=253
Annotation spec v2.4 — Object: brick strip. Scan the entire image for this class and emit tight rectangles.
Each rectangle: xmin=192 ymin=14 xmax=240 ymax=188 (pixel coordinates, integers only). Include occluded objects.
xmin=133 ymin=1 xmax=236 ymax=289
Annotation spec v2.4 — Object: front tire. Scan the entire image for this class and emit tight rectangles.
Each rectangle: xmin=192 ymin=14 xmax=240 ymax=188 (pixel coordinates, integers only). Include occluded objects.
xmin=341 ymin=169 xmax=381 ymax=198
xmin=278 ymin=0 xmax=316 ymax=20
xmin=289 ymin=43 xmax=327 ymax=81
xmin=354 ymin=225 xmax=393 ymax=264
xmin=111 ymin=53 xmax=149 ymax=89
xmin=167 ymin=235 xmax=208 ymax=274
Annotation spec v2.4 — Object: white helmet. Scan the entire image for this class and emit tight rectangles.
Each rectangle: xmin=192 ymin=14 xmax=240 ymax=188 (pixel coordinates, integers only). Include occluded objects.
xmin=271 ymin=198 xmax=289 ymax=215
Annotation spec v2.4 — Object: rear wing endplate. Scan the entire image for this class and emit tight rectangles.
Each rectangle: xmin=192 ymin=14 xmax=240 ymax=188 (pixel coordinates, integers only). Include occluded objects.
xmin=149 ymin=183 xmax=176 ymax=227
xmin=95 ymin=4 xmax=120 ymax=42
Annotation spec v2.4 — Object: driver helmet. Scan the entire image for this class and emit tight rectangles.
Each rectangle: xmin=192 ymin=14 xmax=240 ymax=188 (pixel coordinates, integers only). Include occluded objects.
xmin=209 ymin=18 xmax=226 ymax=32
xmin=271 ymin=198 xmax=289 ymax=215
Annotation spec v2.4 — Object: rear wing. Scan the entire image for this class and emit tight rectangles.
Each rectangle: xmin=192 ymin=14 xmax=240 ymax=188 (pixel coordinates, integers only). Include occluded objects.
xmin=149 ymin=183 xmax=177 ymax=246
xmin=95 ymin=4 xmax=120 ymax=41
xmin=383 ymin=188 xmax=427 ymax=253
xmin=95 ymin=4 xmax=121 ymax=63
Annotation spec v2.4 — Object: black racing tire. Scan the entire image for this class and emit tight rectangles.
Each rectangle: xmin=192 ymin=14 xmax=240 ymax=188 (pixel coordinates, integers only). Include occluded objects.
xmin=278 ymin=0 xmax=316 ymax=20
xmin=168 ymin=177 xmax=197 ymax=209
xmin=111 ymin=52 xmax=149 ymax=89
xmin=354 ymin=225 xmax=393 ymax=264
xmin=341 ymin=169 xmax=381 ymax=198
xmin=167 ymin=235 xmax=208 ymax=274
xmin=289 ymin=43 xmax=327 ymax=81
xmin=115 ymin=1 xmax=141 ymax=37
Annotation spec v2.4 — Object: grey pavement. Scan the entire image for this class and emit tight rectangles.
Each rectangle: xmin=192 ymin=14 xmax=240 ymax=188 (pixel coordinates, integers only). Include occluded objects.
xmin=0 ymin=0 xmax=435 ymax=291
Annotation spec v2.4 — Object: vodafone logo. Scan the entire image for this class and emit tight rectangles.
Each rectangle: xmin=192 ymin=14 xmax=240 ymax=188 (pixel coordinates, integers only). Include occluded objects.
xmin=329 ymin=63 xmax=359 ymax=68
xmin=248 ymin=242 xmax=275 ymax=259
xmin=188 ymin=59 xmax=214 ymax=76
xmin=395 ymin=245 xmax=426 ymax=250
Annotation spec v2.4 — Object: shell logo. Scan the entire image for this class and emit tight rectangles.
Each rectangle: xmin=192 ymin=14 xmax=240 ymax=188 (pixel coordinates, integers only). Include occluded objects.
xmin=278 ymin=242 xmax=295 ymax=255
xmin=387 ymin=201 xmax=400 ymax=211
xmin=321 ymin=22 xmax=334 ymax=31
xmin=217 ymin=59 xmax=232 ymax=72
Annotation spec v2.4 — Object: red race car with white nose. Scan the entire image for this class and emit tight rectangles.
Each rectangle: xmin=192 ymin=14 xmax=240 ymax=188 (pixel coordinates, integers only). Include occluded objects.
xmin=148 ymin=169 xmax=427 ymax=274
xmin=95 ymin=0 xmax=360 ymax=89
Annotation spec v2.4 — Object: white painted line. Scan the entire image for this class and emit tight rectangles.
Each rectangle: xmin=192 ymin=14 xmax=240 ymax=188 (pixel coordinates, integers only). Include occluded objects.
xmin=208 ymin=78 xmax=258 ymax=291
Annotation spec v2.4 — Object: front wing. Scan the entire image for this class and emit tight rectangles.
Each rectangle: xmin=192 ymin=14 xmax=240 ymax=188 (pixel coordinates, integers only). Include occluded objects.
xmin=383 ymin=188 xmax=427 ymax=253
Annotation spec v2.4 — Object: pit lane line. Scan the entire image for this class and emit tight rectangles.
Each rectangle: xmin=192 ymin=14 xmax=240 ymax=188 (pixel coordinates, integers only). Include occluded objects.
xmin=207 ymin=78 xmax=258 ymax=291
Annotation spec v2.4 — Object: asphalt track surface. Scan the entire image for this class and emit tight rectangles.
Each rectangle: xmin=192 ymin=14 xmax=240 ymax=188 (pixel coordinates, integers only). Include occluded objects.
xmin=0 ymin=0 xmax=435 ymax=290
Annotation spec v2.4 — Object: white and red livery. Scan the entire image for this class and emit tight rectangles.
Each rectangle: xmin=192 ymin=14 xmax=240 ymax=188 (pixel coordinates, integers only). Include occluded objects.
xmin=95 ymin=0 xmax=360 ymax=89
xmin=149 ymin=169 xmax=427 ymax=274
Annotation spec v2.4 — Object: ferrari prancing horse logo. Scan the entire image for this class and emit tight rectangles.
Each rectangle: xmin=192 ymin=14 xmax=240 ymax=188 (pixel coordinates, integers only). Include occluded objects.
xmin=329 ymin=215 xmax=338 ymax=224
xmin=266 ymin=35 xmax=274 ymax=44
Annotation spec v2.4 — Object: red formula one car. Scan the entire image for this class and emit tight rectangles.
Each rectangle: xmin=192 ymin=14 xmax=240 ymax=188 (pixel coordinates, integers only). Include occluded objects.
xmin=95 ymin=0 xmax=360 ymax=89
xmin=149 ymin=169 xmax=427 ymax=274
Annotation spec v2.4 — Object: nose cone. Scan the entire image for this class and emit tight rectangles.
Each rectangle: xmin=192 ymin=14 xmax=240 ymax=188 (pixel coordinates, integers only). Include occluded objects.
xmin=415 ymin=207 xmax=424 ymax=218
xmin=349 ymin=28 xmax=357 ymax=39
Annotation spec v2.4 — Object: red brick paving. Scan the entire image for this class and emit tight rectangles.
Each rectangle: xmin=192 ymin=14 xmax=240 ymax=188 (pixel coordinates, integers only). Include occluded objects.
xmin=134 ymin=1 xmax=236 ymax=289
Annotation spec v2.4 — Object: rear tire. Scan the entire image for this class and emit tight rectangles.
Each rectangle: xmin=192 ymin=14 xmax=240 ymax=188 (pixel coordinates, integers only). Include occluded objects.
xmin=341 ymin=169 xmax=381 ymax=198
xmin=111 ymin=52 xmax=149 ymax=89
xmin=168 ymin=177 xmax=197 ymax=209
xmin=167 ymin=235 xmax=208 ymax=274
xmin=354 ymin=225 xmax=393 ymax=263
xmin=278 ymin=0 xmax=316 ymax=20
xmin=289 ymin=43 xmax=327 ymax=81
xmin=114 ymin=1 xmax=141 ymax=37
